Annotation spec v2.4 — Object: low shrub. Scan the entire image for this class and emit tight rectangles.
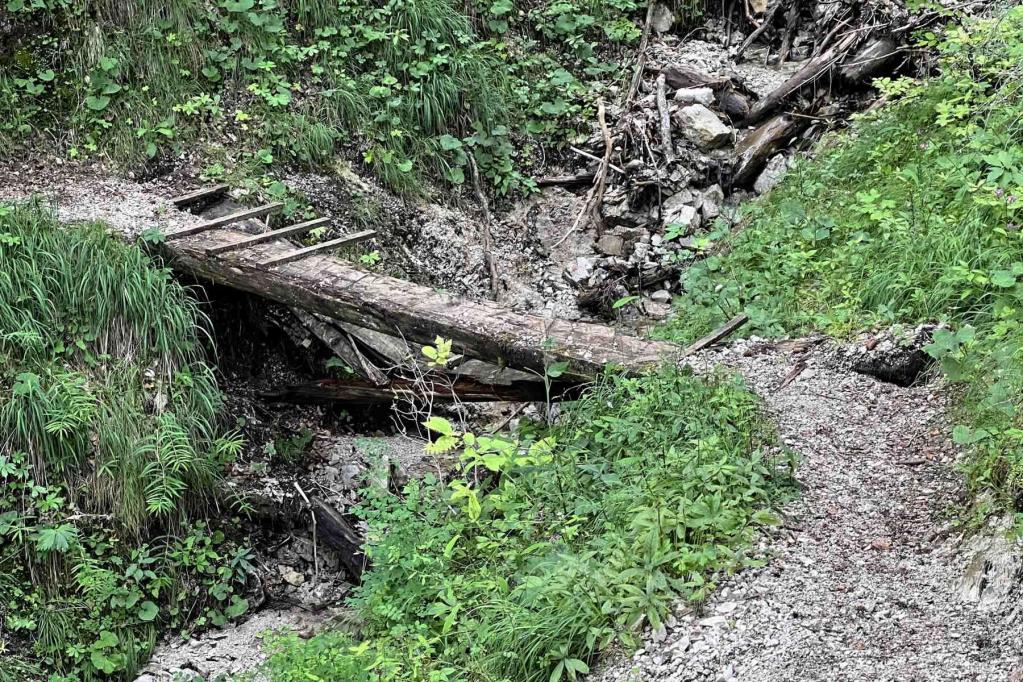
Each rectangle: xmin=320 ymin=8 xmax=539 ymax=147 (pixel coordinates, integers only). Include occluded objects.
xmin=264 ymin=367 xmax=790 ymax=681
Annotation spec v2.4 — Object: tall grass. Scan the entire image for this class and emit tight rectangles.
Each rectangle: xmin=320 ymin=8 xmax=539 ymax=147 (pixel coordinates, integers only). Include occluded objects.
xmin=0 ymin=202 xmax=242 ymax=677
xmin=660 ymin=5 xmax=1023 ymax=515
xmin=0 ymin=201 xmax=232 ymax=532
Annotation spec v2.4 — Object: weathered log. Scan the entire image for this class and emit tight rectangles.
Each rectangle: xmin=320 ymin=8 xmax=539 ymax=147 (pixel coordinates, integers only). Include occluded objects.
xmin=731 ymin=114 xmax=808 ymax=188
xmin=839 ymin=36 xmax=901 ymax=83
xmin=311 ymin=497 xmax=366 ymax=581
xmin=259 ymin=376 xmax=579 ymax=404
xmin=658 ymin=64 xmax=729 ymax=91
xmin=291 ymin=308 xmax=389 ymax=386
xmin=744 ymin=31 xmax=859 ymax=125
xmin=717 ymin=86 xmax=752 ymax=121
xmin=161 ymin=227 xmax=680 ymax=382
xmin=236 ymin=490 xmax=366 ymax=581
xmin=536 ymin=173 xmax=597 ymax=188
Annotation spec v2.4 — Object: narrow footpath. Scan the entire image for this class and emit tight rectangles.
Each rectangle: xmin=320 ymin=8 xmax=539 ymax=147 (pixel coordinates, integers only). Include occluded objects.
xmin=597 ymin=337 xmax=1023 ymax=682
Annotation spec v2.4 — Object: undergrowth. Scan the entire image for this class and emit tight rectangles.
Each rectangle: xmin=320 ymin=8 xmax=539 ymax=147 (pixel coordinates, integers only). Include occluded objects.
xmin=0 ymin=0 xmax=693 ymax=193
xmin=659 ymin=6 xmax=1023 ymax=519
xmin=262 ymin=368 xmax=790 ymax=682
xmin=0 ymin=203 xmax=250 ymax=680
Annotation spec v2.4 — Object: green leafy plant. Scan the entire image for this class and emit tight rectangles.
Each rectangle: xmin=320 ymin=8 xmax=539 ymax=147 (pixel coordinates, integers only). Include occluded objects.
xmin=659 ymin=6 xmax=1023 ymax=518
xmin=263 ymin=367 xmax=788 ymax=682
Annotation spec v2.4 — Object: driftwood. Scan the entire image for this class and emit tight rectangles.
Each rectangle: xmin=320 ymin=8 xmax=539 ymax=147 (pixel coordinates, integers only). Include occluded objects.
xmin=468 ymin=152 xmax=501 ymax=300
xmin=240 ymin=490 xmax=366 ymax=581
xmin=736 ymin=0 xmax=785 ymax=58
xmin=744 ymin=31 xmax=860 ymax=125
xmin=535 ymin=173 xmax=596 ymax=188
xmin=161 ymin=226 xmax=680 ymax=382
xmin=731 ymin=114 xmax=808 ymax=187
xmin=311 ymin=498 xmax=366 ymax=580
xmin=260 ymin=376 xmax=580 ymax=405
xmin=656 ymin=73 xmax=674 ymax=162
xmin=626 ymin=0 xmax=658 ymax=105
xmin=291 ymin=308 xmax=389 ymax=386
xmin=658 ymin=64 xmax=729 ymax=91
xmin=839 ymin=36 xmax=901 ymax=83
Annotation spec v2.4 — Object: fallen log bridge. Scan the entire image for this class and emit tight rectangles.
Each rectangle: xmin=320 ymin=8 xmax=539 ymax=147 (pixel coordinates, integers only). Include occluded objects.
xmin=159 ymin=210 xmax=681 ymax=383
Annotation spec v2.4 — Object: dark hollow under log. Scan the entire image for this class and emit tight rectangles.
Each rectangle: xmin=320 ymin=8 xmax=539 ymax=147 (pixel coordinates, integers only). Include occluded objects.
xmin=259 ymin=376 xmax=583 ymax=404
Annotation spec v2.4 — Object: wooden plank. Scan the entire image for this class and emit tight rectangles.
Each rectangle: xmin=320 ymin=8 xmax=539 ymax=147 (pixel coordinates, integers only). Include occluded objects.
xmin=259 ymin=376 xmax=581 ymax=405
xmin=260 ymin=229 xmax=376 ymax=268
xmin=170 ymin=184 xmax=229 ymax=209
xmin=165 ymin=202 xmax=285 ymax=240
xmin=206 ymin=217 xmax=330 ymax=256
xmin=682 ymin=314 xmax=749 ymax=356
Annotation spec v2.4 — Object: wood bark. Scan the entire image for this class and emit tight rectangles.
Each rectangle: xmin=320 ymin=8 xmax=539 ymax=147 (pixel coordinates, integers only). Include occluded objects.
xmin=731 ymin=113 xmax=808 ymax=188
xmin=311 ymin=497 xmax=366 ymax=581
xmin=161 ymin=228 xmax=680 ymax=382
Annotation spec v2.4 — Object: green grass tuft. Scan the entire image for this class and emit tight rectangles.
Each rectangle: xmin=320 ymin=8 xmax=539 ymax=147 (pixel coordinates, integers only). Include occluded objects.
xmin=0 ymin=202 xmax=249 ymax=679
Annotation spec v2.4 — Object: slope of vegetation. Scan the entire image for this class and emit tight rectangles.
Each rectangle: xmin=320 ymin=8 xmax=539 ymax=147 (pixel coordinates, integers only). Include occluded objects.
xmin=660 ymin=6 xmax=1023 ymax=518
xmin=0 ymin=0 xmax=663 ymax=193
xmin=0 ymin=204 xmax=249 ymax=681
xmin=261 ymin=368 xmax=789 ymax=682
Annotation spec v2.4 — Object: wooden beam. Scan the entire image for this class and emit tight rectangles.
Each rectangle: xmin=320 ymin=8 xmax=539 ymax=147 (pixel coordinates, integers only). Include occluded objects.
xmin=260 ymin=229 xmax=376 ymax=268
xmin=170 ymin=184 xmax=229 ymax=209
xmin=165 ymin=202 xmax=285 ymax=240
xmin=206 ymin=217 xmax=330 ymax=256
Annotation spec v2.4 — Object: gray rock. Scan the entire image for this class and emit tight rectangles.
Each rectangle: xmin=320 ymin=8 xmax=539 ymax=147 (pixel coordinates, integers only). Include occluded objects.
xmin=753 ymin=153 xmax=788 ymax=194
xmin=597 ymin=234 xmax=625 ymax=257
xmin=651 ymin=3 xmax=674 ymax=33
xmin=660 ymin=190 xmax=702 ymax=231
xmin=565 ymin=256 xmax=597 ymax=284
xmin=674 ymin=87 xmax=715 ymax=107
xmin=631 ymin=242 xmax=651 ymax=262
xmin=958 ymin=514 xmax=1023 ymax=611
xmin=700 ymin=183 xmax=725 ymax=220
xmin=650 ymin=289 xmax=672 ymax=304
xmin=644 ymin=301 xmax=672 ymax=320
xmin=676 ymin=104 xmax=732 ymax=150
xmin=339 ymin=463 xmax=363 ymax=490
xmin=663 ymin=203 xmax=700 ymax=232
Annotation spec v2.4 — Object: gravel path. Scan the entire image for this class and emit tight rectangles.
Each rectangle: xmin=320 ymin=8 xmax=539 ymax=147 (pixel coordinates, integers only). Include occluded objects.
xmin=596 ymin=337 xmax=1023 ymax=682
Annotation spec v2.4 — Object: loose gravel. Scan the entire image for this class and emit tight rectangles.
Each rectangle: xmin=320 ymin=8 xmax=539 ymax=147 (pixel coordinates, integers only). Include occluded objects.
xmin=595 ymin=337 xmax=1023 ymax=682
